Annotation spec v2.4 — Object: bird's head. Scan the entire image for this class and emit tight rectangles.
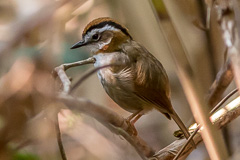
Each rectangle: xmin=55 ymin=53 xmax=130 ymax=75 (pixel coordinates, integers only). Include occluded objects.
xmin=71 ymin=17 xmax=132 ymax=54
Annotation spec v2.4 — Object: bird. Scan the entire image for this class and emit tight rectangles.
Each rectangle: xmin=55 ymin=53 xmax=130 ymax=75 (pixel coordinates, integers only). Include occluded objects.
xmin=71 ymin=17 xmax=194 ymax=145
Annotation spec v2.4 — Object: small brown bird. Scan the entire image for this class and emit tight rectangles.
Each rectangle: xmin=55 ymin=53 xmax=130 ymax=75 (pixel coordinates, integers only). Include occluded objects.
xmin=71 ymin=17 xmax=193 ymax=143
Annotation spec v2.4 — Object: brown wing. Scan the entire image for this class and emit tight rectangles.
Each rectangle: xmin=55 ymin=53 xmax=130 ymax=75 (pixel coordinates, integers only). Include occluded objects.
xmin=122 ymin=41 xmax=174 ymax=117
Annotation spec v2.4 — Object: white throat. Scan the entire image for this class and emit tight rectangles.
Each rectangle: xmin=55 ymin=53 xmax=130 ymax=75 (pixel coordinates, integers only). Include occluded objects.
xmin=93 ymin=53 xmax=118 ymax=67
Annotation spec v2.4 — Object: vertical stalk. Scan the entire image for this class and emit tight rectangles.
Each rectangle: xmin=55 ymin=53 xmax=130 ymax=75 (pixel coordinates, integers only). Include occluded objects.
xmin=158 ymin=1 xmax=228 ymax=159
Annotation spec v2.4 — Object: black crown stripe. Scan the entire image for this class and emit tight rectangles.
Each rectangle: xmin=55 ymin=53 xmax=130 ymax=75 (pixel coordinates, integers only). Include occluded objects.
xmin=84 ymin=21 xmax=132 ymax=39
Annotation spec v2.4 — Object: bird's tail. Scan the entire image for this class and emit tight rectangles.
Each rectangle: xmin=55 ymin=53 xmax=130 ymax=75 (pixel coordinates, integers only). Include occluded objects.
xmin=170 ymin=110 xmax=195 ymax=148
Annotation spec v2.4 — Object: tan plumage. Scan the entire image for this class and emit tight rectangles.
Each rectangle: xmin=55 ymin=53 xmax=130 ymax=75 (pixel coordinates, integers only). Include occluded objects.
xmin=71 ymin=17 xmax=194 ymax=146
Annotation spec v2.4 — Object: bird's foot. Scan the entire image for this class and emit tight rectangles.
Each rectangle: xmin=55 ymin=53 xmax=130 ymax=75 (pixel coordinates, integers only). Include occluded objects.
xmin=173 ymin=130 xmax=196 ymax=148
xmin=173 ymin=129 xmax=184 ymax=138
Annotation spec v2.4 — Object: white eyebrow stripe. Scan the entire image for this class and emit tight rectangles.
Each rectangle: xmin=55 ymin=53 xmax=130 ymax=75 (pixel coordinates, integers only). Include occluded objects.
xmin=87 ymin=24 xmax=119 ymax=37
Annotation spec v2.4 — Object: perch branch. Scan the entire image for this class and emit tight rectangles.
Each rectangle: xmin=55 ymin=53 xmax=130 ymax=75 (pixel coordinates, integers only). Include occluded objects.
xmin=153 ymin=95 xmax=240 ymax=160
xmin=57 ymin=94 xmax=155 ymax=158
xmin=53 ymin=57 xmax=96 ymax=76
xmin=53 ymin=57 xmax=95 ymax=94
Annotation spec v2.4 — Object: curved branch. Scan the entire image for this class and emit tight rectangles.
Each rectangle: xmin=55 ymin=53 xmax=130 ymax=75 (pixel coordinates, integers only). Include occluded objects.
xmin=55 ymin=113 xmax=67 ymax=160
xmin=57 ymin=94 xmax=155 ymax=158
xmin=53 ymin=57 xmax=95 ymax=94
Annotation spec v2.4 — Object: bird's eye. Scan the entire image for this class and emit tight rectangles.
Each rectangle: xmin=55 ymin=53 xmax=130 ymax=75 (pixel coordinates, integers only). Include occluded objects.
xmin=92 ymin=34 xmax=99 ymax=40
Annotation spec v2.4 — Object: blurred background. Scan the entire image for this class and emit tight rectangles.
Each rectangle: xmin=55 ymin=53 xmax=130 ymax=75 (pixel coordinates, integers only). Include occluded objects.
xmin=0 ymin=0 xmax=239 ymax=160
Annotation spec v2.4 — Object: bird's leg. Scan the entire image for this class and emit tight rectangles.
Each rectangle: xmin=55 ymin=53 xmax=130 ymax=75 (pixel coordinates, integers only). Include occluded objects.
xmin=126 ymin=110 xmax=143 ymax=136
xmin=130 ymin=114 xmax=143 ymax=126
xmin=126 ymin=110 xmax=141 ymax=121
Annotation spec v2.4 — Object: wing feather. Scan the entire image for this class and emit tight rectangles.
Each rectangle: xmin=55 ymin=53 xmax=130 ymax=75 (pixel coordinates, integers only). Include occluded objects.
xmin=122 ymin=41 xmax=174 ymax=115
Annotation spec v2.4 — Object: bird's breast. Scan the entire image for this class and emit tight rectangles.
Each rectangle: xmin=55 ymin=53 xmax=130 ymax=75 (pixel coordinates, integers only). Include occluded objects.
xmin=93 ymin=52 xmax=151 ymax=113
xmin=94 ymin=52 xmax=120 ymax=83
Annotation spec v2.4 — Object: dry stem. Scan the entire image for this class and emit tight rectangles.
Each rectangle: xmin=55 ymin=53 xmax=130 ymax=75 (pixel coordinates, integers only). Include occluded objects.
xmin=153 ymin=98 xmax=240 ymax=160
xmin=57 ymin=94 xmax=155 ymax=158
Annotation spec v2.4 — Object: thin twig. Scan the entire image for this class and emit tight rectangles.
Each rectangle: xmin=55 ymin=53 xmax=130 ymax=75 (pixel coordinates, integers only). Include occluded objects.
xmin=62 ymin=57 xmax=95 ymax=71
xmin=53 ymin=57 xmax=95 ymax=94
xmin=55 ymin=113 xmax=67 ymax=160
xmin=210 ymin=88 xmax=238 ymax=115
xmin=70 ymin=64 xmax=113 ymax=93
xmin=53 ymin=57 xmax=95 ymax=77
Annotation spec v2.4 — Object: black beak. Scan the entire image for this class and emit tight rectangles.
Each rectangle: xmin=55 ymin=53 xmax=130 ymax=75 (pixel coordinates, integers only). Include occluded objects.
xmin=70 ymin=40 xmax=87 ymax=49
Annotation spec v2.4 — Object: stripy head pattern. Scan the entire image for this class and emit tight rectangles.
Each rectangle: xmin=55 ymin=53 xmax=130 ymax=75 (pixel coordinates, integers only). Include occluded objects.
xmin=82 ymin=17 xmax=132 ymax=39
